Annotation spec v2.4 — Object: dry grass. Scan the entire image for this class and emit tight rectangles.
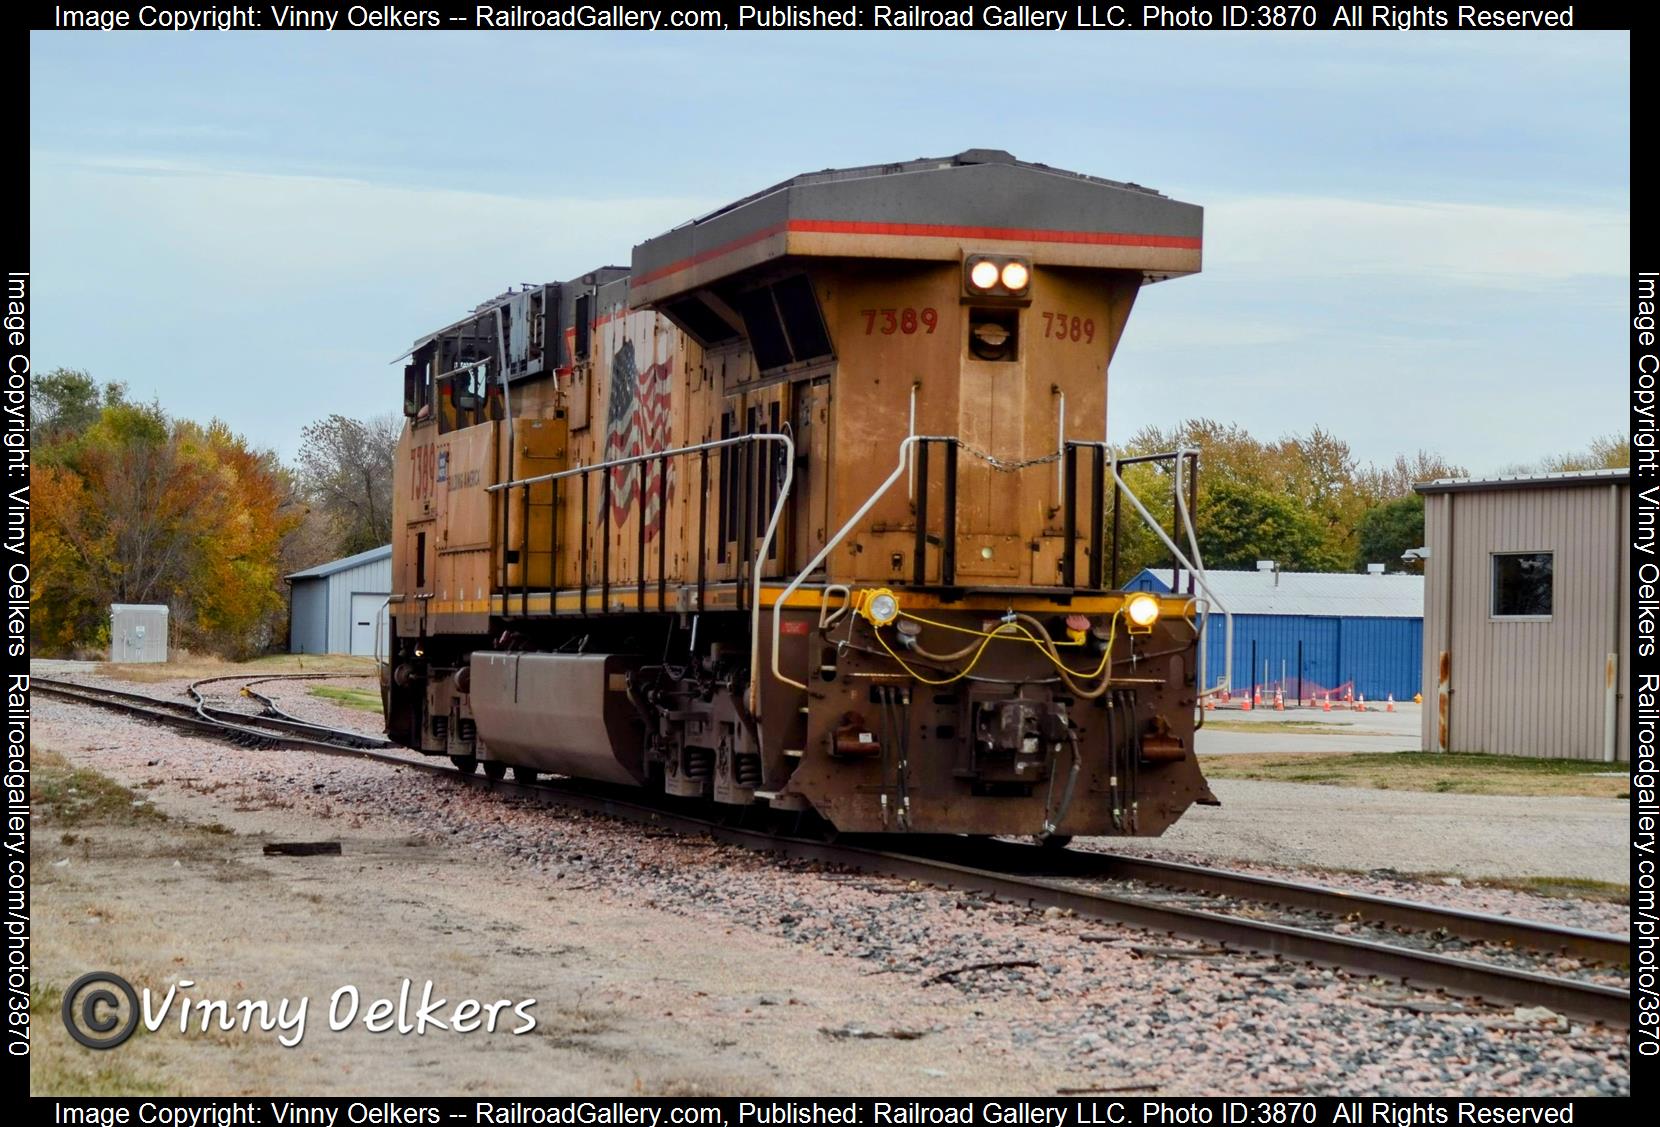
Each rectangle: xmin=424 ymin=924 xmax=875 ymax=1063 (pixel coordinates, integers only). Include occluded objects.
xmin=1199 ymin=751 xmax=1630 ymax=798
xmin=32 ymin=748 xmax=168 ymax=827
xmin=30 ymin=1051 xmax=171 ymax=1097
xmin=98 ymin=652 xmax=378 ymax=684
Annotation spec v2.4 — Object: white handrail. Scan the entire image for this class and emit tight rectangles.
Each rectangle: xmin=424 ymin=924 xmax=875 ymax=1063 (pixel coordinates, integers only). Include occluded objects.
xmin=1109 ymin=452 xmax=1232 ymax=696
xmin=771 ymin=434 xmax=953 ymax=691
xmin=1173 ymin=447 xmax=1230 ymax=701
xmin=769 ymin=436 xmax=1231 ymax=698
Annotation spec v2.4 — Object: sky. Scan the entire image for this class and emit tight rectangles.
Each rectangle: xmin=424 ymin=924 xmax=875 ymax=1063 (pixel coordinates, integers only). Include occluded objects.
xmin=29 ymin=31 xmax=1629 ymax=474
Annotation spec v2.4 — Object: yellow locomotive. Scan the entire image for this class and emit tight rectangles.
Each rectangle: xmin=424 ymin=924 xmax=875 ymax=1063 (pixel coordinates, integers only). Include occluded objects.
xmin=385 ymin=150 xmax=1220 ymax=840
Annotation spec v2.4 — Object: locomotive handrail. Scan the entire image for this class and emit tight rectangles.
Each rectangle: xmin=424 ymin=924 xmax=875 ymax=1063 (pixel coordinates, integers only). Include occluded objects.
xmin=489 ymin=431 xmax=795 ymax=719
xmin=1171 ymin=446 xmax=1231 ymax=701
xmin=772 ymin=434 xmax=955 ymax=691
xmin=769 ymin=436 xmax=1232 ymax=700
xmin=1103 ymin=446 xmax=1233 ymax=698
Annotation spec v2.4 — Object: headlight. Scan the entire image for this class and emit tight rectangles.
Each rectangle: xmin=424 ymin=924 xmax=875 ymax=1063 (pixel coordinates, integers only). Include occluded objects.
xmin=1125 ymin=594 xmax=1161 ymax=629
xmin=968 ymin=259 xmax=1000 ymax=291
xmin=859 ymin=587 xmax=901 ymax=626
xmin=1000 ymin=261 xmax=1030 ymax=291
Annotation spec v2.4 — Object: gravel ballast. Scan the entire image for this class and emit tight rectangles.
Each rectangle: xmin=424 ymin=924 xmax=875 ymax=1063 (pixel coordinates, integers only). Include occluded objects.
xmin=31 ymin=674 xmax=1631 ymax=1096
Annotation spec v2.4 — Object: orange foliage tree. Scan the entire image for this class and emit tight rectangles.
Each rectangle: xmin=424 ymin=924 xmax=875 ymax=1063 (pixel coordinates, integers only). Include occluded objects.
xmin=31 ymin=385 xmax=297 ymax=657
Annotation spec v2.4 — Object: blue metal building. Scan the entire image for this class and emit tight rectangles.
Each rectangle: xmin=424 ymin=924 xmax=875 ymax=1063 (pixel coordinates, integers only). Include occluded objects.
xmin=1126 ymin=567 xmax=1425 ymax=702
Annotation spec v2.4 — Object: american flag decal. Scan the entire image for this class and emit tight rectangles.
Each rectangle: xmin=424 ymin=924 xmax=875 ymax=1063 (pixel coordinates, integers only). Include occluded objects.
xmin=603 ymin=338 xmax=674 ymax=532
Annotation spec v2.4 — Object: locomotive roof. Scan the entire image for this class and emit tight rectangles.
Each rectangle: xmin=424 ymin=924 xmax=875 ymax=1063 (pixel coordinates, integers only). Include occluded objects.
xmin=686 ymin=149 xmax=1171 ymax=226
xmin=406 ymin=151 xmax=1201 ymax=355
xmin=628 ymin=148 xmax=1203 ymax=305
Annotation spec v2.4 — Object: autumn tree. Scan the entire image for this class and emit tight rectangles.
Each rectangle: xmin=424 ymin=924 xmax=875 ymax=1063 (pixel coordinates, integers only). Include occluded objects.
xmin=1111 ymin=418 xmax=1464 ymax=579
xmin=1503 ymin=433 xmax=1631 ymax=474
xmin=31 ymin=368 xmax=126 ymax=451
xmin=293 ymin=413 xmax=401 ymax=560
xmin=31 ymin=389 xmax=296 ymax=658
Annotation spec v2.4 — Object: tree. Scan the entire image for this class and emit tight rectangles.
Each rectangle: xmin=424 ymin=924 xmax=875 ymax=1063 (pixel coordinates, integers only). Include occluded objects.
xmin=1196 ymin=479 xmax=1344 ymax=571
xmin=1356 ymin=451 xmax=1468 ymax=500
xmin=293 ymin=413 xmax=401 ymax=559
xmin=1503 ymin=433 xmax=1631 ymax=474
xmin=30 ymin=368 xmax=126 ymax=449
xmin=1110 ymin=418 xmax=1461 ymax=579
xmin=1354 ymin=494 xmax=1424 ymax=572
xmin=32 ymin=392 xmax=297 ymax=658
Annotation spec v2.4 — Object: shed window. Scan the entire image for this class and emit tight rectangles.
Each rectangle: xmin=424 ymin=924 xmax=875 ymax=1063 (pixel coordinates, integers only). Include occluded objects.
xmin=1492 ymin=552 xmax=1552 ymax=618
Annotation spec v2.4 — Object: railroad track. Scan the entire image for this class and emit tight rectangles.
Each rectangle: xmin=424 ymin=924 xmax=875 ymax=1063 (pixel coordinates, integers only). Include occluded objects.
xmin=33 ymin=675 xmax=391 ymax=753
xmin=34 ymin=673 xmax=1631 ymax=1027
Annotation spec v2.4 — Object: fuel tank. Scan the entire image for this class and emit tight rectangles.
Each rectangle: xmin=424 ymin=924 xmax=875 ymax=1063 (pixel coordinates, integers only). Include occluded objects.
xmin=468 ymin=652 xmax=644 ymax=784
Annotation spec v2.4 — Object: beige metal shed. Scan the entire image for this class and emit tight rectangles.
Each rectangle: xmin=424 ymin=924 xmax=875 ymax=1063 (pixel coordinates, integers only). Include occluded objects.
xmin=1416 ymin=468 xmax=1629 ymax=761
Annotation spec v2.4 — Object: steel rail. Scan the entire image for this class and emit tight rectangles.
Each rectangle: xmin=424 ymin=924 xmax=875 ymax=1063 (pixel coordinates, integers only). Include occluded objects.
xmin=186 ymin=674 xmax=393 ymax=750
xmin=900 ymin=837 xmax=1628 ymax=966
xmin=34 ymin=677 xmax=390 ymax=754
xmin=35 ymin=676 xmax=1631 ymax=1027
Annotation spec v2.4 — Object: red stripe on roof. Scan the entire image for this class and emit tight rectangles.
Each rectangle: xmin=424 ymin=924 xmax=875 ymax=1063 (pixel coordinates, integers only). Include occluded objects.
xmin=632 ymin=218 xmax=1199 ymax=290
xmin=786 ymin=218 xmax=1202 ymax=249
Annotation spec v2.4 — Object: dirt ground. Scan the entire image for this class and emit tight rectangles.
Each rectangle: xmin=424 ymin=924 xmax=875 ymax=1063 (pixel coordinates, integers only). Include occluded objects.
xmin=31 ymin=742 xmax=1073 ymax=1096
xmin=1112 ymin=778 xmax=1630 ymax=884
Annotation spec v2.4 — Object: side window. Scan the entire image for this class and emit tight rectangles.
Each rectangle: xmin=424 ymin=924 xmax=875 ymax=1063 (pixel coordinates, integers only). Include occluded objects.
xmin=1491 ymin=552 xmax=1552 ymax=618
xmin=416 ymin=531 xmax=427 ymax=589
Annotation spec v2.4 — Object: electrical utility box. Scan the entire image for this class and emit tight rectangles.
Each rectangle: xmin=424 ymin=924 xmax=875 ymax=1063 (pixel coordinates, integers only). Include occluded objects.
xmin=109 ymin=604 xmax=169 ymax=664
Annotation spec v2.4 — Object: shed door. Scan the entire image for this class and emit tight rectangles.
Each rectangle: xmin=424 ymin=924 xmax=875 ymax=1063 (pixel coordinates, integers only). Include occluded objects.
xmin=350 ymin=593 xmax=389 ymax=658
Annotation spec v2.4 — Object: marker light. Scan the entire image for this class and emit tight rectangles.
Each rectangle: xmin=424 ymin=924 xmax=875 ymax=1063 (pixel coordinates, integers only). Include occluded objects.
xmin=860 ymin=588 xmax=901 ymax=627
xmin=968 ymin=259 xmax=1000 ymax=291
xmin=1125 ymin=594 xmax=1161 ymax=630
xmin=1000 ymin=261 xmax=1030 ymax=291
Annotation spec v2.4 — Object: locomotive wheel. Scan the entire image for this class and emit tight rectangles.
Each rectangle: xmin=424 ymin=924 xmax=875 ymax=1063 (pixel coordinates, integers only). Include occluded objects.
xmin=1034 ymin=834 xmax=1073 ymax=850
xmin=482 ymin=760 xmax=507 ymax=782
xmin=450 ymin=755 xmax=478 ymax=775
xmin=511 ymin=766 xmax=538 ymax=784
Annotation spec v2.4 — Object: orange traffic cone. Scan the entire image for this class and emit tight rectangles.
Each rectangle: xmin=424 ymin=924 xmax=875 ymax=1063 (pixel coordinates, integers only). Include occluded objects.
xmin=1273 ymin=687 xmax=1285 ymax=711
xmin=1321 ymin=694 xmax=1332 ymax=713
xmin=1385 ymin=694 xmax=1395 ymax=712
xmin=1357 ymin=693 xmax=1368 ymax=712
xmin=1241 ymin=691 xmax=1253 ymax=712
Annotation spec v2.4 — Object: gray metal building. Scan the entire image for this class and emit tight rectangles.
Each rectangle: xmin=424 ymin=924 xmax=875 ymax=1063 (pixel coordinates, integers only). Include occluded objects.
xmin=109 ymin=604 xmax=169 ymax=663
xmin=285 ymin=545 xmax=393 ymax=657
xmin=1416 ymin=469 xmax=1630 ymax=761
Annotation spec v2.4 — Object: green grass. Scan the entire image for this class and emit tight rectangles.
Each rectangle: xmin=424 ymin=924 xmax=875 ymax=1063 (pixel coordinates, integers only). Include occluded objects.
xmin=308 ymin=685 xmax=383 ymax=712
xmin=1483 ymin=875 xmax=1630 ymax=902
xmin=1200 ymin=751 xmax=1629 ymax=798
